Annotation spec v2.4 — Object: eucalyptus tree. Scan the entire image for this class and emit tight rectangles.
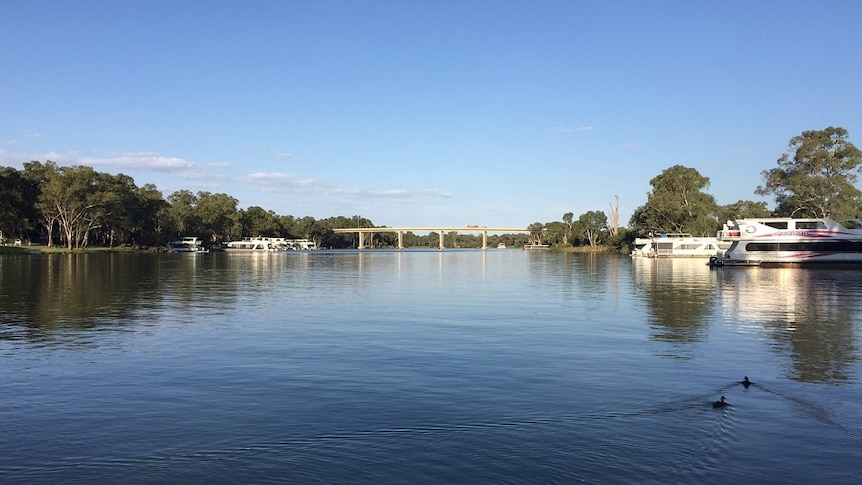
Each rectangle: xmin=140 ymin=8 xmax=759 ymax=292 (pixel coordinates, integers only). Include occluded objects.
xmin=35 ymin=164 xmax=108 ymax=250
xmin=195 ymin=192 xmax=238 ymax=244
xmin=543 ymin=221 xmax=568 ymax=247
xmin=756 ymin=127 xmax=862 ymax=218
xmin=22 ymin=161 xmax=60 ymax=246
xmin=716 ymin=200 xmax=771 ymax=224
xmin=237 ymin=206 xmax=280 ymax=238
xmin=579 ymin=210 xmax=608 ymax=247
xmin=629 ymin=165 xmax=719 ymax=236
xmin=527 ymin=222 xmax=546 ymax=245
xmin=132 ymin=184 xmax=167 ymax=246
xmin=562 ymin=212 xmax=574 ymax=246
xmin=0 ymin=166 xmax=30 ymax=241
xmin=87 ymin=172 xmax=141 ymax=248
xmin=163 ymin=190 xmax=200 ymax=238
xmin=293 ymin=216 xmax=318 ymax=241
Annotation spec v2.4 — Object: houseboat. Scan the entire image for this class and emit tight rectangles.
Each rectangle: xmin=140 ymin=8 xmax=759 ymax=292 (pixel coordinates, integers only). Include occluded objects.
xmin=169 ymin=236 xmax=208 ymax=253
xmin=709 ymin=218 xmax=862 ymax=266
xmin=224 ymin=237 xmax=283 ymax=252
xmin=523 ymin=244 xmax=549 ymax=251
xmin=631 ymin=233 xmax=729 ymax=258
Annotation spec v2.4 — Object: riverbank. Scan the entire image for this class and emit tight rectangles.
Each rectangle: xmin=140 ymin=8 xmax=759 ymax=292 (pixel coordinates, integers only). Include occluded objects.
xmin=0 ymin=245 xmax=150 ymax=254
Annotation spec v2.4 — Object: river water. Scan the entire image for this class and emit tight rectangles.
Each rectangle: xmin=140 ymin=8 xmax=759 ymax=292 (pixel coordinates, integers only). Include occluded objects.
xmin=1 ymin=250 xmax=861 ymax=484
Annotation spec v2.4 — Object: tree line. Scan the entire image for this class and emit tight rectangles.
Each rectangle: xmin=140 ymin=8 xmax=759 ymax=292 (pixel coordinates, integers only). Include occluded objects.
xmin=1 ymin=127 xmax=859 ymax=251
xmin=0 ymin=161 xmax=365 ymax=250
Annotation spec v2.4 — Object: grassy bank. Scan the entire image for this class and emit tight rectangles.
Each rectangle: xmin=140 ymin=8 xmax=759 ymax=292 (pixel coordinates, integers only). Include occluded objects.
xmin=0 ymin=245 xmax=153 ymax=254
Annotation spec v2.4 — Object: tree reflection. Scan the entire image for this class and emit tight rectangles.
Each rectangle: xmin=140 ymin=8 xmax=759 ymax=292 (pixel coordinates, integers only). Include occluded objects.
xmin=632 ymin=258 xmax=718 ymax=348
xmin=0 ymin=253 xmax=240 ymax=348
xmin=721 ymin=268 xmax=859 ymax=384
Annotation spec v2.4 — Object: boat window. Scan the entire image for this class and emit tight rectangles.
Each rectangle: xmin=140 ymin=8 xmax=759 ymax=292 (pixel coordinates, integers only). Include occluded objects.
xmin=761 ymin=221 xmax=788 ymax=229
xmin=795 ymin=221 xmax=826 ymax=230
xmin=745 ymin=241 xmax=862 ymax=252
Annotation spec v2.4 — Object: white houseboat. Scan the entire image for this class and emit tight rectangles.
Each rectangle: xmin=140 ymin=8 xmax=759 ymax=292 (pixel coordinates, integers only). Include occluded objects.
xmin=632 ymin=233 xmax=728 ymax=258
xmin=224 ymin=237 xmax=283 ymax=252
xmin=709 ymin=218 xmax=862 ymax=266
xmin=169 ymin=236 xmax=208 ymax=253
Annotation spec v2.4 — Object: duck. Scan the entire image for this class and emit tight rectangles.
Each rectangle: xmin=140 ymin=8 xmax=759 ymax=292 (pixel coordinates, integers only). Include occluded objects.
xmin=741 ymin=376 xmax=751 ymax=388
xmin=712 ymin=396 xmax=729 ymax=408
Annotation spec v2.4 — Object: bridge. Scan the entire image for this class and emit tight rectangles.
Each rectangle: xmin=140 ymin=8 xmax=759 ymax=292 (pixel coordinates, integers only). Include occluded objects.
xmin=332 ymin=226 xmax=531 ymax=250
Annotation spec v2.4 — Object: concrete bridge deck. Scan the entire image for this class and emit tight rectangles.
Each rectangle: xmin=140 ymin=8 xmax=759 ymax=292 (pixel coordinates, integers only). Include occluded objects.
xmin=332 ymin=226 xmax=531 ymax=250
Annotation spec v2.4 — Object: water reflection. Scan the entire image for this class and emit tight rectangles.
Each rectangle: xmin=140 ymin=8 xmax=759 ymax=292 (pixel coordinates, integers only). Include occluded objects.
xmin=0 ymin=253 xmax=243 ymax=347
xmin=717 ymin=268 xmax=860 ymax=384
xmin=0 ymin=254 xmax=153 ymax=346
xmin=632 ymin=258 xmax=718 ymax=349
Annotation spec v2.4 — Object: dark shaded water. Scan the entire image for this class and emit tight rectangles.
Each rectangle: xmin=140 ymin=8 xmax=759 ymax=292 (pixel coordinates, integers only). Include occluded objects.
xmin=1 ymin=251 xmax=861 ymax=483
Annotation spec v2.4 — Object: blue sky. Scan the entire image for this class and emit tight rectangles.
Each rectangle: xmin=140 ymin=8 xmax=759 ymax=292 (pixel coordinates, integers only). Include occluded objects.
xmin=2 ymin=1 xmax=861 ymax=228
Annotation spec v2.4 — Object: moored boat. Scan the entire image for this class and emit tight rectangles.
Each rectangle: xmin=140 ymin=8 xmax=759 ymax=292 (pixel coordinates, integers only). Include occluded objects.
xmin=223 ymin=237 xmax=318 ymax=252
xmin=169 ymin=236 xmax=208 ymax=253
xmin=523 ymin=244 xmax=549 ymax=251
xmin=709 ymin=217 xmax=862 ymax=266
xmin=632 ymin=233 xmax=729 ymax=258
xmin=224 ymin=237 xmax=283 ymax=252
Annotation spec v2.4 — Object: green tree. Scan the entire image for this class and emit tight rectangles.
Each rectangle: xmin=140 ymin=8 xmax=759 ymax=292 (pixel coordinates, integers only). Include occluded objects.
xmin=756 ymin=127 xmax=862 ymax=218
xmin=527 ymin=222 xmax=546 ymax=245
xmin=132 ymin=184 xmax=167 ymax=246
xmin=196 ymin=192 xmax=238 ymax=244
xmin=0 ymin=166 xmax=30 ymax=242
xmin=579 ymin=210 xmax=608 ymax=247
xmin=239 ymin=206 xmax=280 ymax=237
xmin=163 ymin=190 xmax=200 ymax=238
xmin=22 ymin=161 xmax=60 ymax=247
xmin=717 ymin=200 xmax=772 ymax=224
xmin=629 ymin=165 xmax=719 ymax=236
xmin=543 ymin=221 xmax=567 ymax=247
xmin=89 ymin=172 xmax=140 ymax=248
xmin=562 ymin=212 xmax=574 ymax=246
xmin=36 ymin=164 xmax=105 ymax=250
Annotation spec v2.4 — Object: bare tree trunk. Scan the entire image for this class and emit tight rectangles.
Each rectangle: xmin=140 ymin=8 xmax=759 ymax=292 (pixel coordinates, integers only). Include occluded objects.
xmin=608 ymin=195 xmax=620 ymax=236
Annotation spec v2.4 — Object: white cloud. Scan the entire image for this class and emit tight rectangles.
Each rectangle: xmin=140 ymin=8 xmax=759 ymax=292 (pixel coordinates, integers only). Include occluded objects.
xmin=79 ymin=152 xmax=198 ymax=170
xmin=246 ymin=171 xmax=324 ymax=191
xmin=0 ymin=149 xmax=207 ymax=172
xmin=245 ymin=171 xmax=452 ymax=201
xmin=419 ymin=188 xmax=454 ymax=198
xmin=551 ymin=125 xmax=594 ymax=134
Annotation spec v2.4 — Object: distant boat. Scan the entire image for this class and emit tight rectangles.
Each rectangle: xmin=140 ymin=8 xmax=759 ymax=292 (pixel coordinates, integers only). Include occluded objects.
xmin=497 ymin=243 xmax=506 ymax=249
xmin=523 ymin=244 xmax=549 ymax=251
xmin=223 ymin=237 xmax=318 ymax=252
xmin=169 ymin=236 xmax=208 ymax=253
xmin=224 ymin=237 xmax=282 ymax=252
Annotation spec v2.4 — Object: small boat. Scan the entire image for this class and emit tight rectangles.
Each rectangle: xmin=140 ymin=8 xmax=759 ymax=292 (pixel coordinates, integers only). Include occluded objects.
xmin=710 ymin=217 xmax=862 ymax=266
xmin=169 ymin=236 xmax=208 ymax=253
xmin=497 ymin=243 xmax=506 ymax=249
xmin=523 ymin=244 xmax=549 ymax=251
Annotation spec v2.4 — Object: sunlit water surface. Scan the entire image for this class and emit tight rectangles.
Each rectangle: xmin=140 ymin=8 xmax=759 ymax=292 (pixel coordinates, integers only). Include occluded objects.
xmin=1 ymin=251 xmax=861 ymax=484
